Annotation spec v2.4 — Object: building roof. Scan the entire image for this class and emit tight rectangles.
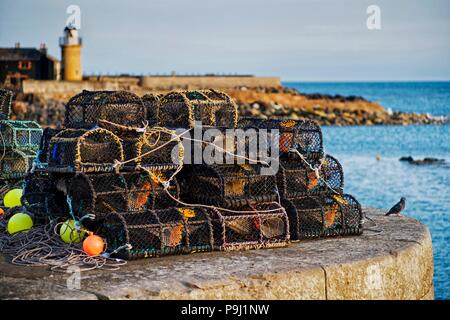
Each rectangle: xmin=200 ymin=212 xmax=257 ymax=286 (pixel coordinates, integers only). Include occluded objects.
xmin=0 ymin=48 xmax=53 ymax=62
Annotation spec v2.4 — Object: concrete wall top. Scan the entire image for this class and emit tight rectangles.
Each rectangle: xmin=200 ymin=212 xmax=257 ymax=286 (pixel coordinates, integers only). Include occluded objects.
xmin=139 ymin=76 xmax=281 ymax=90
xmin=22 ymin=76 xmax=281 ymax=96
xmin=0 ymin=209 xmax=434 ymax=300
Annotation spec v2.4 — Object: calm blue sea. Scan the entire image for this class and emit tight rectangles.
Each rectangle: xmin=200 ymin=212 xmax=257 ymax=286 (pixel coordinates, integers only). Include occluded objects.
xmin=284 ymin=82 xmax=450 ymax=300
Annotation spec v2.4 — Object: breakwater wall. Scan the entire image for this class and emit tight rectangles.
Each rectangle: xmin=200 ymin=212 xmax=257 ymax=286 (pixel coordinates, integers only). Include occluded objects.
xmin=22 ymin=76 xmax=281 ymax=96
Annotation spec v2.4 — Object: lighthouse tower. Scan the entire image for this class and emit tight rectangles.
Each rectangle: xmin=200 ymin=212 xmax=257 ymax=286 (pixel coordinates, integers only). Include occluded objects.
xmin=59 ymin=26 xmax=82 ymax=81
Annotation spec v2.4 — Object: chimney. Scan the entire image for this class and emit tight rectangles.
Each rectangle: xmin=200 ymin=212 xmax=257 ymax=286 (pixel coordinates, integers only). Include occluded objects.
xmin=15 ymin=42 xmax=20 ymax=48
xmin=40 ymin=43 xmax=47 ymax=54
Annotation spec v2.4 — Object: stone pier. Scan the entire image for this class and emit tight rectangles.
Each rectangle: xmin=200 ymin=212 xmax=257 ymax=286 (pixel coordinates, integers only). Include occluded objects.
xmin=0 ymin=208 xmax=434 ymax=300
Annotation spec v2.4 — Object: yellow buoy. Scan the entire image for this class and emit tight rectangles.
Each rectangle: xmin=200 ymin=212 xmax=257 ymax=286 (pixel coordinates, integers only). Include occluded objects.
xmin=7 ymin=213 xmax=33 ymax=235
xmin=59 ymin=219 xmax=86 ymax=244
xmin=3 ymin=189 xmax=23 ymax=208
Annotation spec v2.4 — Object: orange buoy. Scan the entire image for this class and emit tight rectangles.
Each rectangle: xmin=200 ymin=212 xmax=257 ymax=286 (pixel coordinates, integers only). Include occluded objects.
xmin=82 ymin=235 xmax=105 ymax=256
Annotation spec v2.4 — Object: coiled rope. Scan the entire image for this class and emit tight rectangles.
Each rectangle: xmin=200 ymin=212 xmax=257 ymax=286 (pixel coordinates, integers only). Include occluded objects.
xmin=0 ymin=217 xmax=126 ymax=272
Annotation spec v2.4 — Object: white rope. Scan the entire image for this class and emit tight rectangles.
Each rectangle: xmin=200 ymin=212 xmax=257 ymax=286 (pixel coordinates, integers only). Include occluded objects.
xmin=113 ymin=126 xmax=271 ymax=169
xmin=113 ymin=127 xmax=190 ymax=169
xmin=288 ymin=148 xmax=340 ymax=195
xmin=183 ymin=136 xmax=270 ymax=166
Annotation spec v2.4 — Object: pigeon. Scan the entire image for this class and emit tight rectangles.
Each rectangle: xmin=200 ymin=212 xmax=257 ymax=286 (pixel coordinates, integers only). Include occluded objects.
xmin=386 ymin=197 xmax=406 ymax=216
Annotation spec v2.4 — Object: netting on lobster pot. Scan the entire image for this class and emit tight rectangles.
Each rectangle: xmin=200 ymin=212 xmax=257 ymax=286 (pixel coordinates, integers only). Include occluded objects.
xmin=281 ymin=194 xmax=363 ymax=240
xmin=179 ymin=164 xmax=279 ymax=208
xmin=158 ymin=89 xmax=238 ymax=128
xmin=137 ymin=128 xmax=183 ymax=169
xmin=0 ymin=89 xmax=13 ymax=120
xmin=238 ymin=117 xmax=323 ymax=158
xmin=277 ymin=154 xmax=344 ymax=198
xmin=21 ymin=171 xmax=70 ymax=223
xmin=64 ymin=90 xmax=147 ymax=129
xmin=208 ymin=202 xmax=289 ymax=251
xmin=141 ymin=93 xmax=161 ymax=125
xmin=47 ymin=128 xmax=123 ymax=173
xmin=0 ymin=120 xmax=42 ymax=150
xmin=98 ymin=121 xmax=183 ymax=170
xmin=181 ymin=125 xmax=273 ymax=166
xmin=34 ymin=127 xmax=63 ymax=170
xmin=67 ymin=170 xmax=180 ymax=220
xmin=0 ymin=148 xmax=36 ymax=181
xmin=97 ymin=207 xmax=214 ymax=260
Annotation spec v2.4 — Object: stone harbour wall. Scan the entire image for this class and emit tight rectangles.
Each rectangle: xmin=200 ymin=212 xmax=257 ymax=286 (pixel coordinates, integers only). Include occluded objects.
xmin=0 ymin=209 xmax=434 ymax=300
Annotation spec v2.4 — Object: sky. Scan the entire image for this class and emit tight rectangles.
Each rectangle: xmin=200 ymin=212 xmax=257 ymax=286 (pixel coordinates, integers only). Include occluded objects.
xmin=1 ymin=0 xmax=449 ymax=81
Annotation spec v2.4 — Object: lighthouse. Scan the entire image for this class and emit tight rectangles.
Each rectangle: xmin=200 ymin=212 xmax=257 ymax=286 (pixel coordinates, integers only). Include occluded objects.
xmin=59 ymin=26 xmax=82 ymax=81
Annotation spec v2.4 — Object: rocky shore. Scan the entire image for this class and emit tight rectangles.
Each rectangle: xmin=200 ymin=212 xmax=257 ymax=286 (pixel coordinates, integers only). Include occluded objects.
xmin=228 ymin=86 xmax=449 ymax=126
xmin=7 ymin=86 xmax=449 ymax=127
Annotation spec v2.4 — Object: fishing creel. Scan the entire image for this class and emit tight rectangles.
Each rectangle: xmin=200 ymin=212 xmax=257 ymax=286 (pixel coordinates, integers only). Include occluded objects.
xmin=66 ymin=170 xmax=180 ymax=221
xmin=0 ymin=148 xmax=36 ymax=181
xmin=178 ymin=163 xmax=279 ymax=208
xmin=277 ymin=154 xmax=344 ymax=198
xmin=64 ymin=90 xmax=147 ymax=129
xmin=46 ymin=128 xmax=123 ymax=173
xmin=21 ymin=171 xmax=70 ymax=222
xmin=281 ymin=193 xmax=363 ymax=240
xmin=238 ymin=117 xmax=323 ymax=159
xmin=0 ymin=120 xmax=42 ymax=150
xmin=97 ymin=207 xmax=214 ymax=260
xmin=98 ymin=121 xmax=183 ymax=171
xmin=158 ymin=89 xmax=238 ymax=128
xmin=209 ymin=202 xmax=290 ymax=251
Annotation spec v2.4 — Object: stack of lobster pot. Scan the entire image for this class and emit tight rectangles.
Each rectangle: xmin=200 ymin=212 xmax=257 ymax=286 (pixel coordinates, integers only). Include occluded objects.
xmin=155 ymin=90 xmax=290 ymax=252
xmin=0 ymin=89 xmax=42 ymax=189
xmin=238 ymin=117 xmax=363 ymax=240
xmin=97 ymin=89 xmax=290 ymax=259
xmin=22 ymin=90 xmax=181 ymax=231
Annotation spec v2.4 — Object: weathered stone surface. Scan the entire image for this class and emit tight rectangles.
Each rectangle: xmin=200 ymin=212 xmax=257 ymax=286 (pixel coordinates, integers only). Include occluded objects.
xmin=0 ymin=276 xmax=98 ymax=300
xmin=0 ymin=208 xmax=433 ymax=300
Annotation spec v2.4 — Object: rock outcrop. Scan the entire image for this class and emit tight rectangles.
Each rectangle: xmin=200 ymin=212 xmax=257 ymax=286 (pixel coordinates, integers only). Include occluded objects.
xmin=7 ymin=86 xmax=449 ymax=127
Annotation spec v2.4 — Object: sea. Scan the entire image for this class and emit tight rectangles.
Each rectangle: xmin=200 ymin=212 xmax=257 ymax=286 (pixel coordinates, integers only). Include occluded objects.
xmin=283 ymin=82 xmax=450 ymax=300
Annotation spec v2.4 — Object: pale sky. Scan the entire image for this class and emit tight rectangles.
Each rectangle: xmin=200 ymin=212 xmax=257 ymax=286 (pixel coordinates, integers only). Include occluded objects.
xmin=1 ymin=0 xmax=449 ymax=81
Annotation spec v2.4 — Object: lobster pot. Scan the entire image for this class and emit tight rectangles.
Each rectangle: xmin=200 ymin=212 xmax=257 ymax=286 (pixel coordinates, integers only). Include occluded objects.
xmin=281 ymin=194 xmax=363 ymax=240
xmin=181 ymin=125 xmax=273 ymax=166
xmin=0 ymin=89 xmax=13 ymax=120
xmin=238 ymin=117 xmax=323 ymax=158
xmin=142 ymin=93 xmax=161 ymax=125
xmin=34 ymin=127 xmax=63 ymax=170
xmin=98 ymin=207 xmax=214 ymax=260
xmin=0 ymin=148 xmax=36 ymax=181
xmin=277 ymin=154 xmax=344 ymax=198
xmin=179 ymin=164 xmax=279 ymax=208
xmin=122 ymin=128 xmax=183 ymax=170
xmin=158 ymin=90 xmax=238 ymax=128
xmin=64 ymin=90 xmax=147 ymax=129
xmin=67 ymin=171 xmax=180 ymax=220
xmin=97 ymin=119 xmax=183 ymax=170
xmin=137 ymin=129 xmax=183 ymax=169
xmin=21 ymin=171 xmax=69 ymax=221
xmin=209 ymin=202 xmax=289 ymax=251
xmin=0 ymin=120 xmax=42 ymax=150
xmin=47 ymin=128 xmax=124 ymax=173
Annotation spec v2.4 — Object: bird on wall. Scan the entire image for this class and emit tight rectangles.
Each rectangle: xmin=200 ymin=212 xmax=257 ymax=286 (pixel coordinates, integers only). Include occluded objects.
xmin=386 ymin=197 xmax=406 ymax=216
